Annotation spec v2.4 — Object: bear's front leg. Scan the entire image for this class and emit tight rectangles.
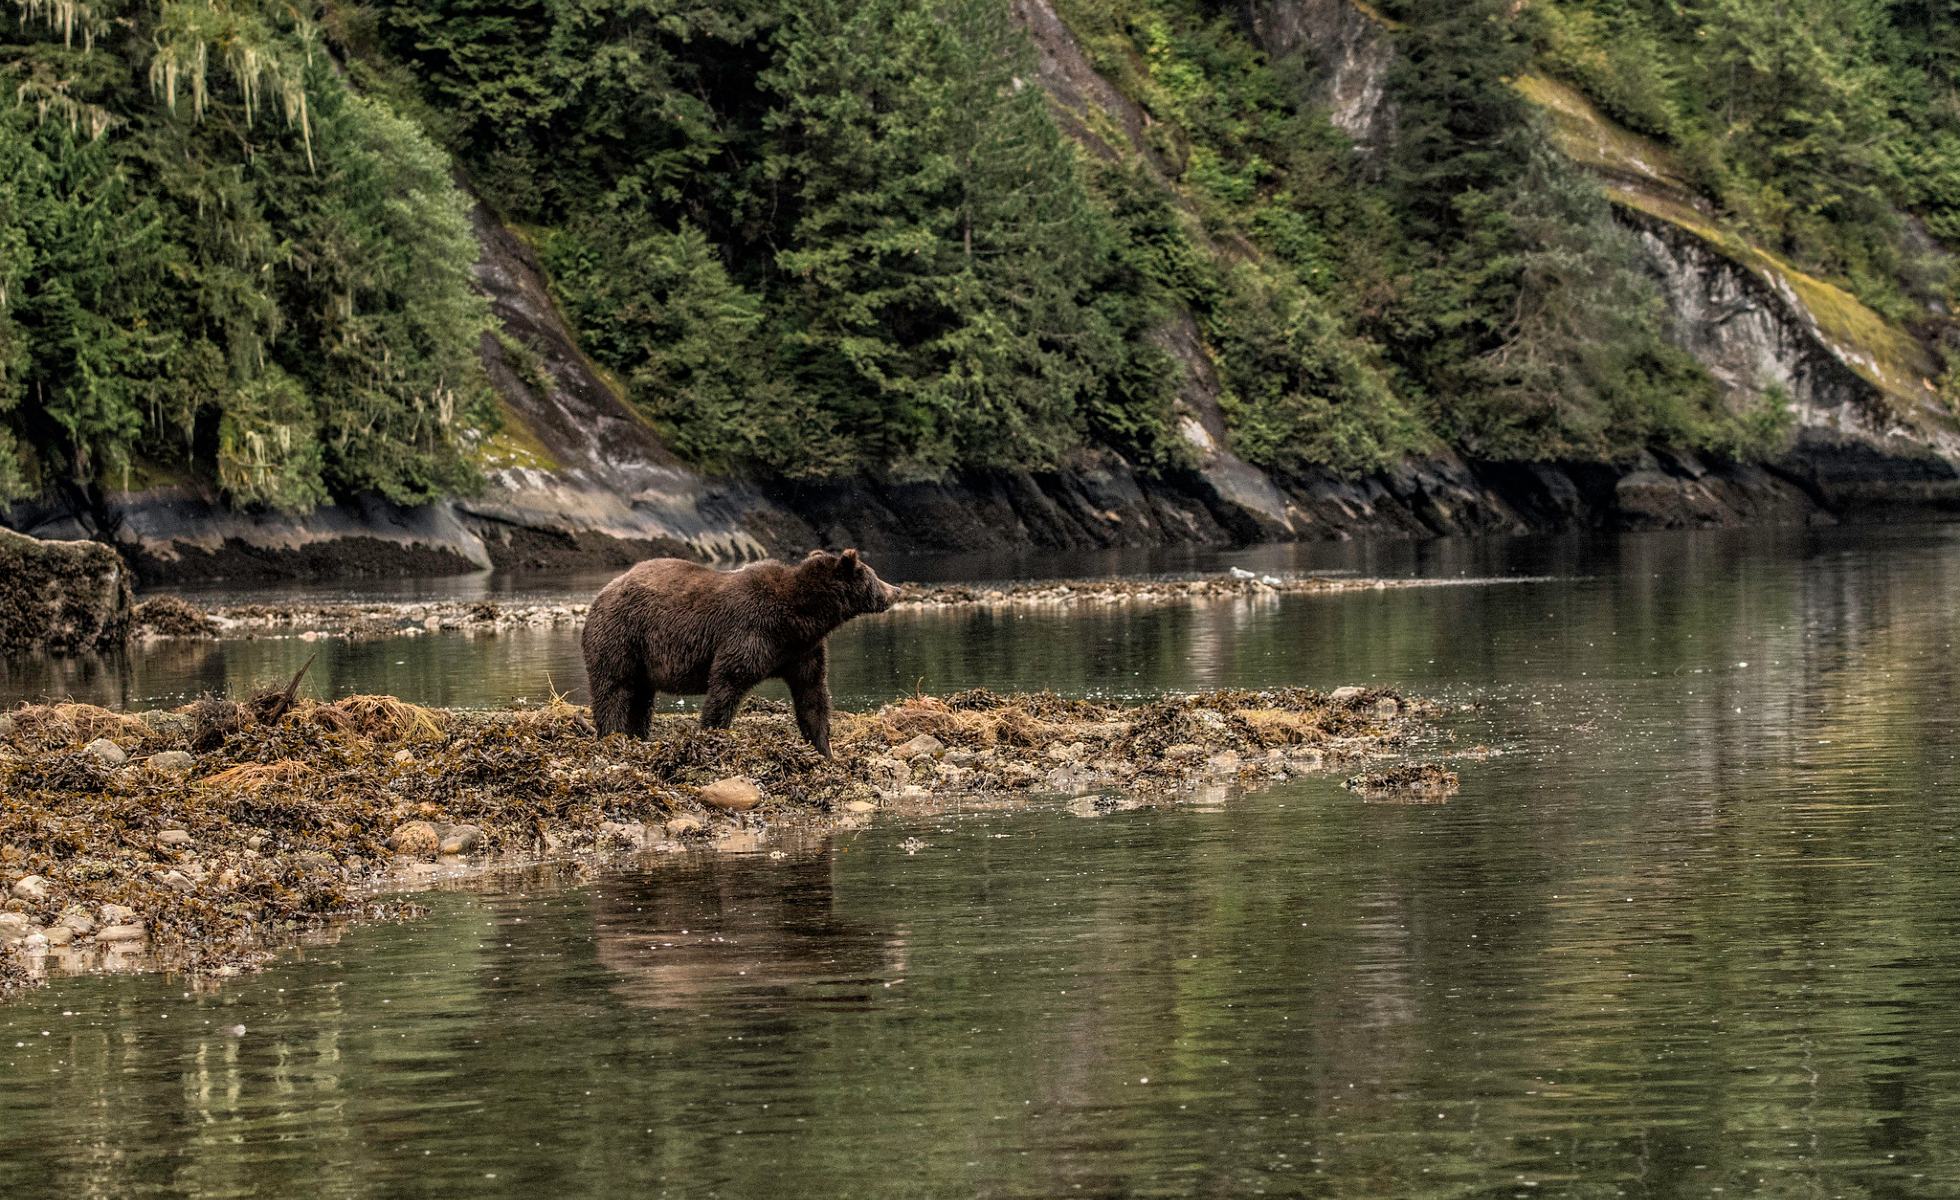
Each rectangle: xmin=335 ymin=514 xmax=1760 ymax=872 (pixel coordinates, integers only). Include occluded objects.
xmin=699 ymin=662 xmax=757 ymax=731
xmin=783 ymin=647 xmax=832 ymax=757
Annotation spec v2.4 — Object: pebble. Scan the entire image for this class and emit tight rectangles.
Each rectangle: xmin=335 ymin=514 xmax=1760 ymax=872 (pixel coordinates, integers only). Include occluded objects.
xmin=245 ymin=835 xmax=265 ymax=852
xmin=891 ymin=733 xmax=945 ymax=761
xmin=844 ymin=800 xmax=878 ymax=814
xmin=43 ymin=925 xmax=75 ymax=947
xmin=438 ymin=824 xmax=484 ymax=855
xmin=698 ymin=776 xmax=762 ymax=812
xmin=159 ymin=870 xmax=194 ymax=893
xmin=81 ymin=738 xmax=127 ymax=767
xmin=393 ymin=749 xmax=415 ymax=765
xmin=97 ymin=924 xmax=147 ymax=944
xmin=21 ymin=932 xmax=49 ymax=952
xmin=0 ymin=912 xmax=28 ymax=942
xmin=147 ymin=750 xmax=195 ymax=774
xmin=99 ymin=903 xmax=137 ymax=926
xmin=10 ymin=875 xmax=50 ymax=903
xmin=1329 ymin=686 xmax=1367 ymax=702
xmin=664 ymin=814 xmax=706 ymax=837
xmin=157 ymin=829 xmax=195 ymax=849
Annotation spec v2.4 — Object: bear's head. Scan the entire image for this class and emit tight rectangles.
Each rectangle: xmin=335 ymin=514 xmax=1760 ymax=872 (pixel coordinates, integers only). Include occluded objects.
xmin=803 ymin=548 xmax=901 ymax=616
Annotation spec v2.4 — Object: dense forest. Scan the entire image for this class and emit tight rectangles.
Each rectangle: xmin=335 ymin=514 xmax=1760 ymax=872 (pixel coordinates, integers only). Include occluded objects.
xmin=2 ymin=0 xmax=1955 ymax=513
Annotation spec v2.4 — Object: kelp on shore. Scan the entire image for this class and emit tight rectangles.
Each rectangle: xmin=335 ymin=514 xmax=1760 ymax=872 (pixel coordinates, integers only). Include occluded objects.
xmin=1 ymin=685 xmax=1440 ymax=994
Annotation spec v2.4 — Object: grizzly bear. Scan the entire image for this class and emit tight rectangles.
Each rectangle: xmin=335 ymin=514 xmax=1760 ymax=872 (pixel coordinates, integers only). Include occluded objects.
xmin=580 ymin=549 xmax=901 ymax=756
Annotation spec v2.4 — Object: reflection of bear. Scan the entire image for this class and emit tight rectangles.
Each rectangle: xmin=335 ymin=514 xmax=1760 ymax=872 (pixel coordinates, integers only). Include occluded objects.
xmin=589 ymin=848 xmax=905 ymax=1011
xmin=581 ymin=550 xmax=900 ymax=755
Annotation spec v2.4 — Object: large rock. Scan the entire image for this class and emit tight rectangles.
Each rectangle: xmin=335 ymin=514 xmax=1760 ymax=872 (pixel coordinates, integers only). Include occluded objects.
xmin=0 ymin=528 xmax=132 ymax=654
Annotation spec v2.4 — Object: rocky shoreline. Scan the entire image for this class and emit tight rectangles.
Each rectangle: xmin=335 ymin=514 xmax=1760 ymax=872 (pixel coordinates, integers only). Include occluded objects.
xmin=0 ymin=685 xmax=1453 ymax=995
xmin=143 ymin=571 xmax=1547 ymax=641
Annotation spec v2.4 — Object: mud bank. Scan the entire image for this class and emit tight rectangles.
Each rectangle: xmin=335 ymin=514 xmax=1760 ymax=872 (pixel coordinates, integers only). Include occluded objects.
xmin=0 ymin=686 xmax=1447 ymax=995
xmin=150 ymin=571 xmax=1547 ymax=641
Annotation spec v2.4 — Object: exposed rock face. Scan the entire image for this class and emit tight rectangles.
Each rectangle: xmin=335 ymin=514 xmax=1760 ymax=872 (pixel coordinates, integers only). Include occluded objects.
xmin=1628 ymin=211 xmax=1960 ymax=511
xmin=0 ymin=529 xmax=132 ymax=654
xmin=1241 ymin=0 xmax=1396 ymax=156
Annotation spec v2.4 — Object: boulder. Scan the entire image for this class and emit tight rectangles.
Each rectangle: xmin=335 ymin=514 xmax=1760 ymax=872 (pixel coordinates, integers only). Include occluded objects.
xmin=82 ymin=738 xmax=127 ymax=768
xmin=389 ymin=821 xmax=442 ymax=858
xmin=891 ymin=733 xmax=945 ymax=761
xmin=698 ymin=776 xmax=763 ymax=811
xmin=438 ymin=824 xmax=485 ymax=855
xmin=147 ymin=750 xmax=196 ymax=774
xmin=0 ymin=528 xmax=133 ymax=654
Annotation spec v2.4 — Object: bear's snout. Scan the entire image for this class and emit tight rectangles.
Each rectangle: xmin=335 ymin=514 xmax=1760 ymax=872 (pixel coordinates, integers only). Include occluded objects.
xmin=873 ymin=581 xmax=902 ymax=612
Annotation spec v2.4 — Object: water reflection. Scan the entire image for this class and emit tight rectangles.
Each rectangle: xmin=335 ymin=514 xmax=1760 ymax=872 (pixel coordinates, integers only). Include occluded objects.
xmin=5 ymin=525 xmax=1960 ymax=1195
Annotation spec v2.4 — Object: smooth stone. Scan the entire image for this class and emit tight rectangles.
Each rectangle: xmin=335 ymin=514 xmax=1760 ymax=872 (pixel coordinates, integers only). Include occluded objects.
xmin=844 ymin=800 xmax=878 ymax=814
xmin=159 ymin=870 xmax=194 ymax=893
xmin=393 ymin=749 xmax=415 ymax=765
xmin=21 ymin=932 xmax=49 ymax=952
xmin=664 ymin=814 xmax=707 ymax=837
xmin=10 ymin=875 xmax=50 ymax=903
xmin=56 ymin=906 xmax=95 ymax=936
xmin=1161 ymin=743 xmax=1204 ymax=761
xmin=437 ymin=824 xmax=484 ymax=855
xmin=97 ymin=924 xmax=147 ymax=944
xmin=43 ymin=924 xmax=75 ymax=947
xmin=147 ymin=750 xmax=195 ymax=774
xmin=891 ymin=733 xmax=944 ymax=761
xmin=99 ymin=903 xmax=138 ymax=926
xmin=1329 ymin=686 xmax=1367 ymax=702
xmin=698 ymin=776 xmax=762 ymax=812
xmin=157 ymin=829 xmax=194 ymax=849
xmin=0 ymin=912 xmax=28 ymax=941
xmin=82 ymin=738 xmax=127 ymax=767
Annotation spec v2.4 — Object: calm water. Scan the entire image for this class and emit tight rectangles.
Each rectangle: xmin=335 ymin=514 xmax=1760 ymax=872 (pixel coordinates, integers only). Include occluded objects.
xmin=5 ymin=525 xmax=1960 ymax=1197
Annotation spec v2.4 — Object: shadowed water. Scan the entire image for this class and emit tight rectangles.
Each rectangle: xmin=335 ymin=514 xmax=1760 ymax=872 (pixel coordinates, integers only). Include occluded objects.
xmin=5 ymin=525 xmax=1960 ymax=1197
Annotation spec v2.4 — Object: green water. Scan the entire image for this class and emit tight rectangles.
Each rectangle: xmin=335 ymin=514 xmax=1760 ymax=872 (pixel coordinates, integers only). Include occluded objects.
xmin=5 ymin=526 xmax=1960 ymax=1197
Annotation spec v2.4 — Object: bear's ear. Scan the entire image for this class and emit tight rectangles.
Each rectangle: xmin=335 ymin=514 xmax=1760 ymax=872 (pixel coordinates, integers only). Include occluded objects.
xmin=836 ymin=548 xmax=860 ymax=574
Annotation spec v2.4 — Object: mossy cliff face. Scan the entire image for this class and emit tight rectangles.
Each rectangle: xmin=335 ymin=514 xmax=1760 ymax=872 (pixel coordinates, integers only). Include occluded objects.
xmin=0 ymin=529 xmax=131 ymax=655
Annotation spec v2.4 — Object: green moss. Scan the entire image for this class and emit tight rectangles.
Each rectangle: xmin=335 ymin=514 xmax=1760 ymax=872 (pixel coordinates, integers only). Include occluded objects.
xmin=1514 ymin=73 xmax=1685 ymax=192
xmin=471 ymin=400 xmax=561 ymax=473
xmin=1609 ymin=188 xmax=1937 ymax=410
xmin=1517 ymin=72 xmax=1940 ymax=416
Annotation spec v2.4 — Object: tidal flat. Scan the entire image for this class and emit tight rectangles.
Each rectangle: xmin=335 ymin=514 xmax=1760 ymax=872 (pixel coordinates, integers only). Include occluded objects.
xmin=0 ymin=685 xmax=1448 ymax=995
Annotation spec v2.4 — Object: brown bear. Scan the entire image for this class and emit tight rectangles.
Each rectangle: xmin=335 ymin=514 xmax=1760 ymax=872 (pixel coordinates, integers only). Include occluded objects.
xmin=580 ymin=549 xmax=901 ymax=755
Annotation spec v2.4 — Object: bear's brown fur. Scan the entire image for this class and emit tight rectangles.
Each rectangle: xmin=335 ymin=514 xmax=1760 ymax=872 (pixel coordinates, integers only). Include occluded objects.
xmin=580 ymin=549 xmax=901 ymax=755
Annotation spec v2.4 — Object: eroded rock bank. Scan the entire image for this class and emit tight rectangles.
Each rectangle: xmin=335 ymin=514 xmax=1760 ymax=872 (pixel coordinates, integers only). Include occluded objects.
xmin=0 ymin=686 xmax=1447 ymax=995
